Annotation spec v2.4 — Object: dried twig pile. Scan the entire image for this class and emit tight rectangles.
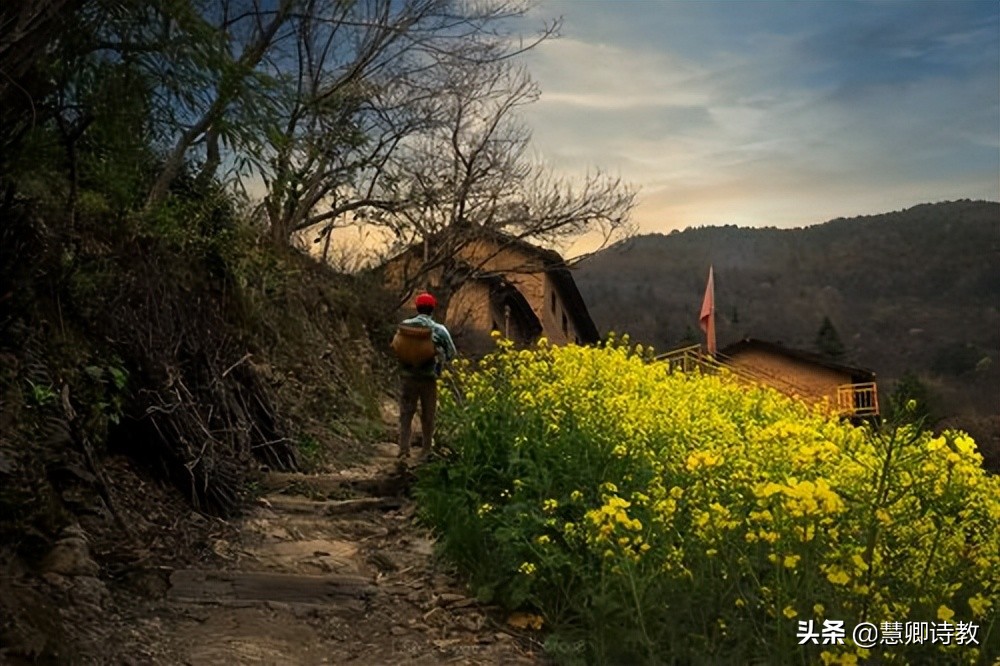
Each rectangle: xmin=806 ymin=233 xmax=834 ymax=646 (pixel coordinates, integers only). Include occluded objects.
xmin=102 ymin=244 xmax=298 ymax=516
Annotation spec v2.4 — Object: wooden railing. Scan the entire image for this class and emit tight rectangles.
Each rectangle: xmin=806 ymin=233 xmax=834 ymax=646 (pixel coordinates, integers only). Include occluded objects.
xmin=656 ymin=346 xmax=879 ymax=418
xmin=837 ymin=382 xmax=879 ymax=417
xmin=656 ymin=344 xmax=716 ymax=374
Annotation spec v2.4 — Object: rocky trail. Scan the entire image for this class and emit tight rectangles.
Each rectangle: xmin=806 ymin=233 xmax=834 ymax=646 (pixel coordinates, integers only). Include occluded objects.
xmin=103 ymin=404 xmax=547 ymax=665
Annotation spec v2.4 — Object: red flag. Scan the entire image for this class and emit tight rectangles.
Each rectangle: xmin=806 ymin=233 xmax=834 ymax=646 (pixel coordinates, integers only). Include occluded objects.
xmin=699 ymin=265 xmax=716 ymax=356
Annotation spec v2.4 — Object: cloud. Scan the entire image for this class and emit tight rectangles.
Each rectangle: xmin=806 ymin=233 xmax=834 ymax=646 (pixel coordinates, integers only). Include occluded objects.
xmin=521 ymin=0 xmax=999 ymax=235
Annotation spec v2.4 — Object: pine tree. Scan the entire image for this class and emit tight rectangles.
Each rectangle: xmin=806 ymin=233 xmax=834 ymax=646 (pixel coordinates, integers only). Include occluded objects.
xmin=815 ymin=316 xmax=845 ymax=359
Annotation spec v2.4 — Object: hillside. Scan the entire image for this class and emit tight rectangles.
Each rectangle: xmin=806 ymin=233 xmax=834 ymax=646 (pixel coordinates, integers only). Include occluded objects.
xmin=575 ymin=200 xmax=1000 ymax=468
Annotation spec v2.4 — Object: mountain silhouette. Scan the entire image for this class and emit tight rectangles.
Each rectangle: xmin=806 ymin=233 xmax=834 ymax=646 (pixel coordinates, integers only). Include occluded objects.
xmin=575 ymin=200 xmax=1000 ymax=469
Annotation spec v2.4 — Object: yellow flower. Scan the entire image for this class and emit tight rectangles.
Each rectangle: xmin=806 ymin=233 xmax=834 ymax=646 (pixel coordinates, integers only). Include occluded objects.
xmin=536 ymin=535 xmax=551 ymax=545
xmin=851 ymin=554 xmax=868 ymax=572
xmin=937 ymin=605 xmax=955 ymax=622
xmin=783 ymin=605 xmax=797 ymax=619
xmin=827 ymin=568 xmax=850 ymax=586
xmin=813 ymin=603 xmax=825 ymax=615
xmin=685 ymin=450 xmax=721 ymax=471
xmin=542 ymin=498 xmax=559 ymax=513
xmin=783 ymin=554 xmax=800 ymax=569
xmin=968 ymin=594 xmax=991 ymax=617
xmin=760 ymin=530 xmax=779 ymax=543
xmin=570 ymin=490 xmax=583 ymax=502
xmin=820 ymin=652 xmax=858 ymax=666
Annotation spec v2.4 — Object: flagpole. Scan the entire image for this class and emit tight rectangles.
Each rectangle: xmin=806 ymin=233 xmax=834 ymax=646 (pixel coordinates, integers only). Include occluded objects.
xmin=699 ymin=265 xmax=717 ymax=357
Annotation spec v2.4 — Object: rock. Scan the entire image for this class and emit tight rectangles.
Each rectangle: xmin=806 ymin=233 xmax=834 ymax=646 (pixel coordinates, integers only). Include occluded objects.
xmin=122 ymin=568 xmax=171 ymax=598
xmin=422 ymin=606 xmax=450 ymax=627
xmin=407 ymin=537 xmax=435 ymax=556
xmin=436 ymin=593 xmax=465 ymax=605
xmin=211 ymin=539 xmax=236 ymax=560
xmin=70 ymin=576 xmax=111 ymax=610
xmin=41 ymin=527 xmax=99 ymax=577
xmin=374 ymin=443 xmax=400 ymax=457
xmin=369 ymin=552 xmax=398 ymax=573
xmin=41 ymin=572 xmax=72 ymax=591
xmin=457 ymin=613 xmax=485 ymax=632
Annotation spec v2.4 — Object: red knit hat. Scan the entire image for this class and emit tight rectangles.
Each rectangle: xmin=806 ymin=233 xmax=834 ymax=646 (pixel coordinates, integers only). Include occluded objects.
xmin=415 ymin=292 xmax=437 ymax=309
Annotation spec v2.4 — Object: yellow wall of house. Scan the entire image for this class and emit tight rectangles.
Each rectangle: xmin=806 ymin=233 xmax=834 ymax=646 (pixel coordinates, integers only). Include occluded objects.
xmin=725 ymin=348 xmax=852 ymax=407
xmin=383 ymin=238 xmax=582 ymax=349
xmin=447 ymin=281 xmax=493 ymax=333
xmin=540 ymin=276 xmax=577 ymax=345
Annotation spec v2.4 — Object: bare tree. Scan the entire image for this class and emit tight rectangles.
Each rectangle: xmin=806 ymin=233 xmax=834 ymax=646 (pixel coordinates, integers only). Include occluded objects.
xmin=367 ymin=59 xmax=636 ymax=310
xmin=264 ymin=0 xmax=559 ymax=246
xmin=135 ymin=0 xmax=558 ymax=244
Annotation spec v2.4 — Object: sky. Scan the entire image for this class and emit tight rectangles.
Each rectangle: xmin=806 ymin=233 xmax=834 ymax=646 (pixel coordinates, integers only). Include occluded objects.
xmin=518 ymin=0 xmax=1000 ymax=254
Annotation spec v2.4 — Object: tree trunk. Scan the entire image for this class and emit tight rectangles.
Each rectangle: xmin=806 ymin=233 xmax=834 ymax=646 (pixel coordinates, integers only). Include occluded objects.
xmin=144 ymin=0 xmax=294 ymax=210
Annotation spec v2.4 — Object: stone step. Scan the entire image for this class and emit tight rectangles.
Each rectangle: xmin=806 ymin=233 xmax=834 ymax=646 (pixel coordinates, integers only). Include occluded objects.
xmin=262 ymin=495 xmax=405 ymax=516
xmin=168 ymin=569 xmax=375 ymax=611
xmin=261 ymin=471 xmax=409 ymax=498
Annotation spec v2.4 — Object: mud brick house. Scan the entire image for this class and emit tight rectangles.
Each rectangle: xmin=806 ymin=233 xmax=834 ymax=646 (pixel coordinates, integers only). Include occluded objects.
xmin=658 ymin=338 xmax=879 ymax=418
xmin=381 ymin=231 xmax=600 ymax=356
xmin=719 ymin=338 xmax=879 ymax=417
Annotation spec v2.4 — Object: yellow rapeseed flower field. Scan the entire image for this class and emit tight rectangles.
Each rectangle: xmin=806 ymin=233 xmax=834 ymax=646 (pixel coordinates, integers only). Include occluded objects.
xmin=417 ymin=335 xmax=999 ymax=665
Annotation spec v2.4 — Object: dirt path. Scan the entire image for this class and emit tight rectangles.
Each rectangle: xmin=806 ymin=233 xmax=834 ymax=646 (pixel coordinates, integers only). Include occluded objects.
xmin=111 ymin=409 xmax=547 ymax=665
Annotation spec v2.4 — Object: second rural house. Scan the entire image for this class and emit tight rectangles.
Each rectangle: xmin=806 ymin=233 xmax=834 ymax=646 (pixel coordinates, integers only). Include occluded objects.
xmin=381 ymin=230 xmax=600 ymax=356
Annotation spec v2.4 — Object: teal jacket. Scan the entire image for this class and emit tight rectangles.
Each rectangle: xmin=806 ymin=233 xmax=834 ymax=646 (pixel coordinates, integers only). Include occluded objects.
xmin=399 ymin=314 xmax=456 ymax=378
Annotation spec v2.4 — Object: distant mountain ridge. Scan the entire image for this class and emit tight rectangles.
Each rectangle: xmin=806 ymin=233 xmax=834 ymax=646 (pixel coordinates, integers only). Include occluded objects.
xmin=574 ymin=200 xmax=1000 ymax=467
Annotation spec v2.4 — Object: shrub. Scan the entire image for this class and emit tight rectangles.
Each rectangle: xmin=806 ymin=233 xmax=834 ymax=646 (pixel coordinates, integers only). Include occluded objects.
xmin=416 ymin=335 xmax=999 ymax=665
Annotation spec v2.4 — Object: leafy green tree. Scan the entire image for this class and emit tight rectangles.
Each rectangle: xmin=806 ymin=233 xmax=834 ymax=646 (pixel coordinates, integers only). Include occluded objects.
xmin=815 ymin=315 xmax=845 ymax=360
xmin=884 ymin=370 xmax=935 ymax=424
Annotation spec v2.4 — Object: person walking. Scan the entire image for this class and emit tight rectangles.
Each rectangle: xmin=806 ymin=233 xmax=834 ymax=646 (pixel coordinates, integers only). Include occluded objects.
xmin=396 ymin=292 xmax=456 ymax=461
